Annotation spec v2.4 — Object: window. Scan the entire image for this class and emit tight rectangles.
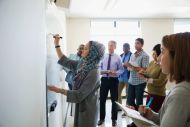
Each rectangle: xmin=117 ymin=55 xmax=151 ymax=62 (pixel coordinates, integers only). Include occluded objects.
xmin=90 ymin=20 xmax=141 ymax=55
xmin=174 ymin=19 xmax=190 ymax=33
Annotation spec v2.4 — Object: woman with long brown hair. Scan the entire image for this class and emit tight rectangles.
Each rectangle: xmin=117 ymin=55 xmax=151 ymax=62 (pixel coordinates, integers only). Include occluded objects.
xmin=139 ymin=32 xmax=190 ymax=127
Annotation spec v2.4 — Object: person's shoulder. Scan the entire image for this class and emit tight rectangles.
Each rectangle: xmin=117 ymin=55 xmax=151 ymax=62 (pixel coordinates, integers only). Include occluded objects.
xmin=167 ymin=81 xmax=190 ymax=103
xmin=129 ymin=51 xmax=132 ymax=55
xmin=114 ymin=53 xmax=121 ymax=58
xmin=102 ymin=53 xmax=108 ymax=59
xmin=115 ymin=53 xmax=123 ymax=61
xmin=166 ymin=82 xmax=190 ymax=109
xmin=142 ymin=51 xmax=149 ymax=56
xmin=104 ymin=53 xmax=109 ymax=56
xmin=141 ymin=51 xmax=149 ymax=58
xmin=120 ymin=53 xmax=124 ymax=57
xmin=128 ymin=51 xmax=132 ymax=54
xmin=172 ymin=81 xmax=190 ymax=95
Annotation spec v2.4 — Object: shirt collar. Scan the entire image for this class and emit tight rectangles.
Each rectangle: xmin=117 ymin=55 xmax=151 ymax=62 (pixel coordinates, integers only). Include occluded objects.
xmin=124 ymin=51 xmax=131 ymax=56
xmin=108 ymin=52 xmax=114 ymax=56
xmin=135 ymin=50 xmax=143 ymax=57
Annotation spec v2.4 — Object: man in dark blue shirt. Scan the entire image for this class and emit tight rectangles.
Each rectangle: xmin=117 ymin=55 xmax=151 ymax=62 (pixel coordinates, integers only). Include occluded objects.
xmin=118 ymin=43 xmax=132 ymax=115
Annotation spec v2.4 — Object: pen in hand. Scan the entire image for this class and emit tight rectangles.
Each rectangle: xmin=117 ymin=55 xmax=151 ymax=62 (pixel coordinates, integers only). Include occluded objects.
xmin=140 ymin=97 xmax=153 ymax=116
xmin=146 ymin=97 xmax=153 ymax=108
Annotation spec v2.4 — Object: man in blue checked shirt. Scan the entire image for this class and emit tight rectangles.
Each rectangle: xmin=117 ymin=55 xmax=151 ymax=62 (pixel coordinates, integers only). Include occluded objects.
xmin=98 ymin=40 xmax=124 ymax=127
xmin=124 ymin=38 xmax=149 ymax=127
xmin=64 ymin=44 xmax=84 ymax=90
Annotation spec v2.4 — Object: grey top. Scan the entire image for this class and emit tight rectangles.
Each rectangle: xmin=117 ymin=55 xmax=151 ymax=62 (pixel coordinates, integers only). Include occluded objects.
xmin=58 ymin=55 xmax=100 ymax=127
xmin=66 ymin=68 xmax=100 ymax=103
xmin=149 ymin=81 xmax=190 ymax=127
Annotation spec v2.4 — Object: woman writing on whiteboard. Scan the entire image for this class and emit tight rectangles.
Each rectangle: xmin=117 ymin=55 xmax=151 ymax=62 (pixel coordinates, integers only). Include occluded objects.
xmin=139 ymin=32 xmax=190 ymax=127
xmin=48 ymin=34 xmax=105 ymax=127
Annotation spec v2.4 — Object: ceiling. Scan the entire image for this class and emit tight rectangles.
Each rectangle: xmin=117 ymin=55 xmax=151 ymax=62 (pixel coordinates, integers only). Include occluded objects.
xmin=58 ymin=0 xmax=190 ymax=18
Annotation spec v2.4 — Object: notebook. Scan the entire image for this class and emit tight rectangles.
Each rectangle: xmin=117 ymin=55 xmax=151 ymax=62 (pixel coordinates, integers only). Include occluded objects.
xmin=101 ymin=70 xmax=110 ymax=74
xmin=116 ymin=102 xmax=158 ymax=127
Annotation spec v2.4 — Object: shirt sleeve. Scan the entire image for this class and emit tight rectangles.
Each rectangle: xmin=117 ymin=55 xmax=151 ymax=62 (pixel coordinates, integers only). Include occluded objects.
xmin=58 ymin=55 xmax=78 ymax=72
xmin=62 ymin=66 xmax=70 ymax=73
xmin=66 ymin=69 xmax=99 ymax=103
xmin=152 ymin=72 xmax=167 ymax=87
xmin=160 ymin=94 xmax=190 ymax=127
xmin=148 ymin=112 xmax=160 ymax=125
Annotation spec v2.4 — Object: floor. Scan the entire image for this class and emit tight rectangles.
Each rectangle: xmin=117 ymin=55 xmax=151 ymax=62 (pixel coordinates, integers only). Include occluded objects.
xmin=66 ymin=98 xmax=148 ymax=127
xmin=65 ymin=99 xmax=134 ymax=127
xmin=96 ymin=99 xmax=133 ymax=127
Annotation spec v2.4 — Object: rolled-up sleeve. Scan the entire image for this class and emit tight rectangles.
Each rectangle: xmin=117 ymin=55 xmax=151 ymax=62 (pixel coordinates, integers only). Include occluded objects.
xmin=58 ymin=55 xmax=78 ymax=72
xmin=67 ymin=69 xmax=99 ymax=103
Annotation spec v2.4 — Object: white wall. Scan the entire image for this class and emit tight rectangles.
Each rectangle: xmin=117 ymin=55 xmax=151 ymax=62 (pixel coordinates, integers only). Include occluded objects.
xmin=46 ymin=3 xmax=68 ymax=127
xmin=66 ymin=18 xmax=174 ymax=57
xmin=0 ymin=0 xmax=46 ymax=127
xmin=66 ymin=18 xmax=90 ymax=55
xmin=141 ymin=19 xmax=174 ymax=58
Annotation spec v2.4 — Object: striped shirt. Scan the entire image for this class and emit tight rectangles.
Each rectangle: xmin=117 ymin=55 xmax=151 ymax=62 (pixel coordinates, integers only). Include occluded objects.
xmin=100 ymin=53 xmax=124 ymax=78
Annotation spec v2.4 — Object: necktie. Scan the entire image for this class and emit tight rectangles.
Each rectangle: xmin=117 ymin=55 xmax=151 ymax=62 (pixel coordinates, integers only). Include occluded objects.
xmin=107 ymin=54 xmax=111 ymax=70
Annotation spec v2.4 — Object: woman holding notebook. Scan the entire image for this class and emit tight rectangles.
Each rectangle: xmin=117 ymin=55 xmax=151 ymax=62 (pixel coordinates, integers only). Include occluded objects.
xmin=139 ymin=32 xmax=190 ymax=127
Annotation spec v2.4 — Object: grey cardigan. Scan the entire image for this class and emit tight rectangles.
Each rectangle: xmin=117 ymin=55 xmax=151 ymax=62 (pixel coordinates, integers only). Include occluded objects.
xmin=58 ymin=55 xmax=100 ymax=127
xmin=150 ymin=81 xmax=190 ymax=127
